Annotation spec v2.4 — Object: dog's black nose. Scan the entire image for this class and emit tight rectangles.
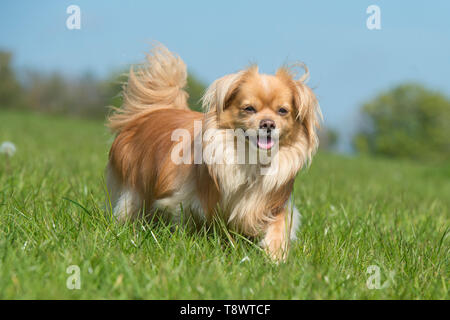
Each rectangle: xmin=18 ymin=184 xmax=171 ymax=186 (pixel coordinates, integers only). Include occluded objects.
xmin=259 ymin=119 xmax=276 ymax=131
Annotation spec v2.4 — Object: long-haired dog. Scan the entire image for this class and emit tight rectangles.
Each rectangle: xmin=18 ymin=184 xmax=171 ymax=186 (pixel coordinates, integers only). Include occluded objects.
xmin=106 ymin=45 xmax=321 ymax=260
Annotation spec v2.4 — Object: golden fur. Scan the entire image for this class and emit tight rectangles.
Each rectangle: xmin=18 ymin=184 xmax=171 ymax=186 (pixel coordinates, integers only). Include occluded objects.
xmin=106 ymin=44 xmax=321 ymax=260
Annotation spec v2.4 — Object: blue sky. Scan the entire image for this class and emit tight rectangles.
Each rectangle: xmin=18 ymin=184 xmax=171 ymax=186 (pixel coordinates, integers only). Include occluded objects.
xmin=1 ymin=1 xmax=449 ymax=151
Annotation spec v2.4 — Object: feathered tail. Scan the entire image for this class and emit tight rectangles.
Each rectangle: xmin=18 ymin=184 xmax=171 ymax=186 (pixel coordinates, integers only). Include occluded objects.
xmin=108 ymin=45 xmax=189 ymax=132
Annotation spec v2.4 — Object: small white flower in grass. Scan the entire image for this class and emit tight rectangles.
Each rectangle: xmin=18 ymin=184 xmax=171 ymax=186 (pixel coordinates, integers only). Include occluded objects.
xmin=239 ymin=256 xmax=250 ymax=264
xmin=0 ymin=141 xmax=16 ymax=157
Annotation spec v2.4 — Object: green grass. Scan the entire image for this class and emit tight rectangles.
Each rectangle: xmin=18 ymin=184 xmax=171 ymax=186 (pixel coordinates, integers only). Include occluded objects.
xmin=0 ymin=110 xmax=448 ymax=299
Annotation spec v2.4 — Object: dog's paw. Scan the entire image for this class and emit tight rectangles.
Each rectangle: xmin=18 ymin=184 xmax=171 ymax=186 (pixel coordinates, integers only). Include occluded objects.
xmin=260 ymin=238 xmax=288 ymax=262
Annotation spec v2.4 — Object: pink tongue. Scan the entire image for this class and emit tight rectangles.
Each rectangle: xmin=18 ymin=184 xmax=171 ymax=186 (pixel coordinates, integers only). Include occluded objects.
xmin=257 ymin=137 xmax=274 ymax=150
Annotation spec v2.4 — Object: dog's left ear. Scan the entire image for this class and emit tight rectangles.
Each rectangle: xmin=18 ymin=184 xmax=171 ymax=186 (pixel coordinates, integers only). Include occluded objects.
xmin=277 ymin=66 xmax=322 ymax=157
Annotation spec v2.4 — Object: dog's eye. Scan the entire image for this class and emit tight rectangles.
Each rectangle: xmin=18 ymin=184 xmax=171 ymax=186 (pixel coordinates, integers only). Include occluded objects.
xmin=244 ymin=106 xmax=257 ymax=113
xmin=278 ymin=107 xmax=288 ymax=115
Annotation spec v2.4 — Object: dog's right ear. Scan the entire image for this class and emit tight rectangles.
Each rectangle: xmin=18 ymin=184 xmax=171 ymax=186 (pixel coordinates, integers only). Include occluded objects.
xmin=202 ymin=67 xmax=257 ymax=115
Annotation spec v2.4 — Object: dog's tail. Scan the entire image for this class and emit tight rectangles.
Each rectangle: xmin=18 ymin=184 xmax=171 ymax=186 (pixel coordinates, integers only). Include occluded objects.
xmin=108 ymin=44 xmax=189 ymax=132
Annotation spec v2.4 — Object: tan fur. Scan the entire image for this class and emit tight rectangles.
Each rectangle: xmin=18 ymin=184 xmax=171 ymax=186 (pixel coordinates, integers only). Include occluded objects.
xmin=106 ymin=44 xmax=321 ymax=261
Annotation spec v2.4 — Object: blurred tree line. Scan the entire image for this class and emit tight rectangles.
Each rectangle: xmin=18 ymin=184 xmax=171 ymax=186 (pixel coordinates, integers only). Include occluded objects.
xmin=0 ymin=50 xmax=205 ymax=119
xmin=318 ymin=128 xmax=338 ymax=151
xmin=0 ymin=52 xmax=22 ymax=109
xmin=354 ymin=83 xmax=450 ymax=162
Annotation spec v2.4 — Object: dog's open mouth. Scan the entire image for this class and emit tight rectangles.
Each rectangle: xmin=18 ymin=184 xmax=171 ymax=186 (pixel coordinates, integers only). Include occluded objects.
xmin=256 ymin=135 xmax=274 ymax=150
xmin=243 ymin=130 xmax=276 ymax=150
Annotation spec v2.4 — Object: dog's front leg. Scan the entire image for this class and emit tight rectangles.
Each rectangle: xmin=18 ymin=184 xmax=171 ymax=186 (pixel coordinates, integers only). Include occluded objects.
xmin=261 ymin=204 xmax=301 ymax=261
xmin=261 ymin=209 xmax=290 ymax=261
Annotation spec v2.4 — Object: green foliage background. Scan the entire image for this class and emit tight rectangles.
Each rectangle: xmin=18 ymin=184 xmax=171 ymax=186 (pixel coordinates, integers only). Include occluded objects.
xmin=353 ymin=83 xmax=450 ymax=162
xmin=0 ymin=52 xmax=22 ymax=109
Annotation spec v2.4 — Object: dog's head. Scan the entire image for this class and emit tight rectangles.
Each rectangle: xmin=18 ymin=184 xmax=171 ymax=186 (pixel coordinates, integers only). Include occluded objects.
xmin=203 ymin=65 xmax=321 ymax=160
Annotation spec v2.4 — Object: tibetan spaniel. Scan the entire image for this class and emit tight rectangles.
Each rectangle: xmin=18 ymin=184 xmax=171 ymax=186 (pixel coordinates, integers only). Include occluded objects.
xmin=106 ymin=45 xmax=321 ymax=260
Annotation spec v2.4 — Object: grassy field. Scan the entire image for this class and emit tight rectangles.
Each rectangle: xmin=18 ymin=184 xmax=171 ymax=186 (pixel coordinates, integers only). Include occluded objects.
xmin=0 ymin=110 xmax=448 ymax=299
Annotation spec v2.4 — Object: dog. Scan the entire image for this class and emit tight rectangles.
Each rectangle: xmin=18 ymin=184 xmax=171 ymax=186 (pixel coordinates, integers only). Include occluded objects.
xmin=106 ymin=45 xmax=321 ymax=260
